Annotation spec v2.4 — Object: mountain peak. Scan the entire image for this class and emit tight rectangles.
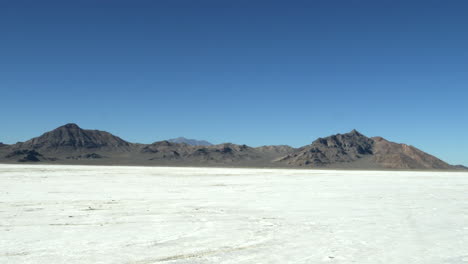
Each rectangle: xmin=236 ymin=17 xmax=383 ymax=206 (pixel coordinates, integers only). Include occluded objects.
xmin=341 ymin=129 xmax=364 ymax=137
xmin=61 ymin=123 xmax=81 ymax=129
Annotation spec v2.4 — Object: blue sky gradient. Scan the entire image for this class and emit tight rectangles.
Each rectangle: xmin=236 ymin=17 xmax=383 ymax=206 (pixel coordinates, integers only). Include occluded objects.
xmin=1 ymin=0 xmax=467 ymax=165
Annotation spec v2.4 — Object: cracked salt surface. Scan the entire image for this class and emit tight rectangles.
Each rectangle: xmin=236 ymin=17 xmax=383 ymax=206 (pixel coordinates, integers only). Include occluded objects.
xmin=1 ymin=164 xmax=468 ymax=263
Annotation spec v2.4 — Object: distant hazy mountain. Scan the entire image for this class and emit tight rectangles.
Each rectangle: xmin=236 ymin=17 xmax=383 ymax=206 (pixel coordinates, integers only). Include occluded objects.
xmin=0 ymin=123 xmax=464 ymax=170
xmin=167 ymin=137 xmax=212 ymax=146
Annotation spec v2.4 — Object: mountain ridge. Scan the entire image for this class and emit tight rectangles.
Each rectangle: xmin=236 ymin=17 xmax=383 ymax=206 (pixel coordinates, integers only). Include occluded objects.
xmin=0 ymin=124 xmax=464 ymax=170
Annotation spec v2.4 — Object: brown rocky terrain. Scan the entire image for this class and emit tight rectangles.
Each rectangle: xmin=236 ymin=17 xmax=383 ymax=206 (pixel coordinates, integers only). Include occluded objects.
xmin=371 ymin=137 xmax=452 ymax=170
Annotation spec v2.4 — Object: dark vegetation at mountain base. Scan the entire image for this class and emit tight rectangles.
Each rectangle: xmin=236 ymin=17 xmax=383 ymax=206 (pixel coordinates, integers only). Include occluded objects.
xmin=6 ymin=149 xmax=43 ymax=162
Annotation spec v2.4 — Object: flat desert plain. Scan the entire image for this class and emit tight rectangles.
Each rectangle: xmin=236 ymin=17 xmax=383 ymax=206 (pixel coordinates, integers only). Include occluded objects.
xmin=1 ymin=164 xmax=468 ymax=264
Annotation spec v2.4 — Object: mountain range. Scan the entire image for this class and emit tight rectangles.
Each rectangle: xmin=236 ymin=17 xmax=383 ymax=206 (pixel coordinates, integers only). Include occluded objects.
xmin=0 ymin=123 xmax=465 ymax=170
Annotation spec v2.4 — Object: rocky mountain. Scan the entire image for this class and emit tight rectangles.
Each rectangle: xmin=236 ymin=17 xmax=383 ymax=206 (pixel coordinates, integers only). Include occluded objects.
xmin=0 ymin=124 xmax=464 ymax=170
xmin=1 ymin=124 xmax=134 ymax=162
xmin=14 ymin=123 xmax=133 ymax=152
xmin=277 ymin=130 xmax=373 ymax=166
xmin=167 ymin=137 xmax=213 ymax=146
xmin=276 ymin=130 xmax=455 ymax=170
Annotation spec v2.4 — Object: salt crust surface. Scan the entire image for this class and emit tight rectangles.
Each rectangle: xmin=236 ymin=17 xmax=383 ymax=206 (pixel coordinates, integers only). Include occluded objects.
xmin=1 ymin=164 xmax=468 ymax=263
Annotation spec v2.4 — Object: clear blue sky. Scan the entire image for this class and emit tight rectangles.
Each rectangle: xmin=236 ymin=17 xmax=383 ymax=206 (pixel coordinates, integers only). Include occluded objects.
xmin=1 ymin=0 xmax=467 ymax=165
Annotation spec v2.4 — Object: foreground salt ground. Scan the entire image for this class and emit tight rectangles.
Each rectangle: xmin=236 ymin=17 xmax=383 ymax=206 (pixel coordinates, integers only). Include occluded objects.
xmin=1 ymin=165 xmax=467 ymax=264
